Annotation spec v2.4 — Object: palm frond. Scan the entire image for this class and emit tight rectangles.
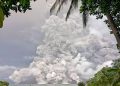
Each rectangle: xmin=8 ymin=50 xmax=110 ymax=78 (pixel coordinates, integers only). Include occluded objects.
xmin=66 ymin=0 xmax=78 ymax=20
xmin=82 ymin=10 xmax=88 ymax=27
xmin=81 ymin=0 xmax=88 ymax=27
xmin=65 ymin=0 xmax=73 ymax=20
xmin=72 ymin=0 xmax=78 ymax=8
xmin=56 ymin=0 xmax=67 ymax=14
xmin=50 ymin=0 xmax=78 ymax=20
xmin=49 ymin=0 xmax=88 ymax=27
xmin=50 ymin=0 xmax=60 ymax=14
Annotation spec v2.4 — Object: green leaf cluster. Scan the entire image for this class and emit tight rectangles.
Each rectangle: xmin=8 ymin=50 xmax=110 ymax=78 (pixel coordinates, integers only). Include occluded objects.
xmin=87 ymin=68 xmax=120 ymax=86
xmin=0 ymin=81 xmax=9 ymax=86
xmin=78 ymin=82 xmax=85 ymax=86
xmin=0 ymin=0 xmax=35 ymax=17
xmin=0 ymin=7 xmax=4 ymax=28
xmin=80 ymin=0 xmax=120 ymax=30
xmin=0 ymin=0 xmax=36 ymax=28
xmin=85 ymin=58 xmax=120 ymax=86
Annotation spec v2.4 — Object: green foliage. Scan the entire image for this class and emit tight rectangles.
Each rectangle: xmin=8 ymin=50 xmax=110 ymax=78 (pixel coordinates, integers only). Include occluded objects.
xmin=78 ymin=82 xmax=85 ymax=86
xmin=80 ymin=0 xmax=120 ymax=30
xmin=86 ymin=59 xmax=120 ymax=86
xmin=0 ymin=81 xmax=9 ymax=86
xmin=87 ymin=68 xmax=119 ymax=86
xmin=0 ymin=7 xmax=4 ymax=28
xmin=0 ymin=0 xmax=36 ymax=28
xmin=80 ymin=0 xmax=120 ymax=50
xmin=113 ymin=58 xmax=120 ymax=69
xmin=0 ymin=0 xmax=35 ymax=17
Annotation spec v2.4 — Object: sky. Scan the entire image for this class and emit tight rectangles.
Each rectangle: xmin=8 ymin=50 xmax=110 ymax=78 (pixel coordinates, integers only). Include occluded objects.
xmin=0 ymin=0 xmax=48 ymax=67
xmin=0 ymin=0 xmax=119 ymax=84
xmin=0 ymin=0 xmax=50 ymax=82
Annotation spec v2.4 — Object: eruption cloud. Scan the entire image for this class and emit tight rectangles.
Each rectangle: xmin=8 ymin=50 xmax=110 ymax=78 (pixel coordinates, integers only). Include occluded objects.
xmin=10 ymin=13 xmax=119 ymax=84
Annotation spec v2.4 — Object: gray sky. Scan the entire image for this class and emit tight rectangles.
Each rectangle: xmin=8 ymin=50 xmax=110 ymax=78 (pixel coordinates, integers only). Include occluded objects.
xmin=0 ymin=0 xmax=72 ymax=82
xmin=0 ymin=0 xmax=51 ymax=82
xmin=0 ymin=0 xmax=49 ymax=67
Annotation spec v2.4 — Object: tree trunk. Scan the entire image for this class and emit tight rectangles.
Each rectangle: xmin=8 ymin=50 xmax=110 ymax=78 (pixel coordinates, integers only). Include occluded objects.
xmin=106 ymin=14 xmax=120 ymax=51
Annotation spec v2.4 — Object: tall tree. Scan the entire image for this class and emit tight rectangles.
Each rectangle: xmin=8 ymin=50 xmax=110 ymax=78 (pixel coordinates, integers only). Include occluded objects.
xmin=80 ymin=0 xmax=120 ymax=51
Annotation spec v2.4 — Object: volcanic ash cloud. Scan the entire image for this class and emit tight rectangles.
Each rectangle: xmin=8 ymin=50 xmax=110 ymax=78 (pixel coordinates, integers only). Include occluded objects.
xmin=10 ymin=13 xmax=119 ymax=84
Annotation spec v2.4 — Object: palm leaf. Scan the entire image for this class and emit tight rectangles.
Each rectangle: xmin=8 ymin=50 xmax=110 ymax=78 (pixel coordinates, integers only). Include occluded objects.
xmin=56 ymin=0 xmax=67 ymax=14
xmin=65 ymin=0 xmax=73 ymax=20
xmin=50 ymin=0 xmax=60 ymax=14
xmin=82 ymin=10 xmax=88 ymax=27
xmin=50 ymin=0 xmax=78 ymax=19
xmin=49 ymin=0 xmax=88 ymax=27
xmin=66 ymin=0 xmax=78 ymax=20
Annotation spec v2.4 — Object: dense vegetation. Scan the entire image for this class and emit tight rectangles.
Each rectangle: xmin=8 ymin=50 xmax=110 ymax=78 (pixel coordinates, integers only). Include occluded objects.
xmin=87 ymin=68 xmax=120 ymax=86
xmin=0 ymin=81 xmax=9 ymax=86
xmin=78 ymin=58 xmax=120 ymax=86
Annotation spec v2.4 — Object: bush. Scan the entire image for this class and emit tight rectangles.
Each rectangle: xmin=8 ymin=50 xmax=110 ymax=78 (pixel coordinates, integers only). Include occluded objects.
xmin=0 ymin=81 xmax=9 ymax=86
xmin=77 ymin=58 xmax=120 ymax=86
xmin=78 ymin=82 xmax=85 ymax=86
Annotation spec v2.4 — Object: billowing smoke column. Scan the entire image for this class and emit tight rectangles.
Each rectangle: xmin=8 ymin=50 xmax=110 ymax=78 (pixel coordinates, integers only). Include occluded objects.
xmin=10 ymin=13 xmax=119 ymax=84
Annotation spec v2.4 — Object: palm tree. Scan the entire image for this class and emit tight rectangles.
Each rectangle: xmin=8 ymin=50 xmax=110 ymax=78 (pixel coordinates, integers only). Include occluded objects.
xmin=49 ymin=0 xmax=88 ymax=27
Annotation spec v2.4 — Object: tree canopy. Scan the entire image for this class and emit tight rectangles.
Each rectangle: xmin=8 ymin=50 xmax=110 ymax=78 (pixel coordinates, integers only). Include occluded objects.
xmin=86 ymin=58 xmax=120 ymax=86
xmin=0 ymin=0 xmax=36 ymax=28
xmin=80 ymin=0 xmax=120 ymax=28
xmin=78 ymin=58 xmax=120 ymax=86
xmin=0 ymin=81 xmax=9 ymax=86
